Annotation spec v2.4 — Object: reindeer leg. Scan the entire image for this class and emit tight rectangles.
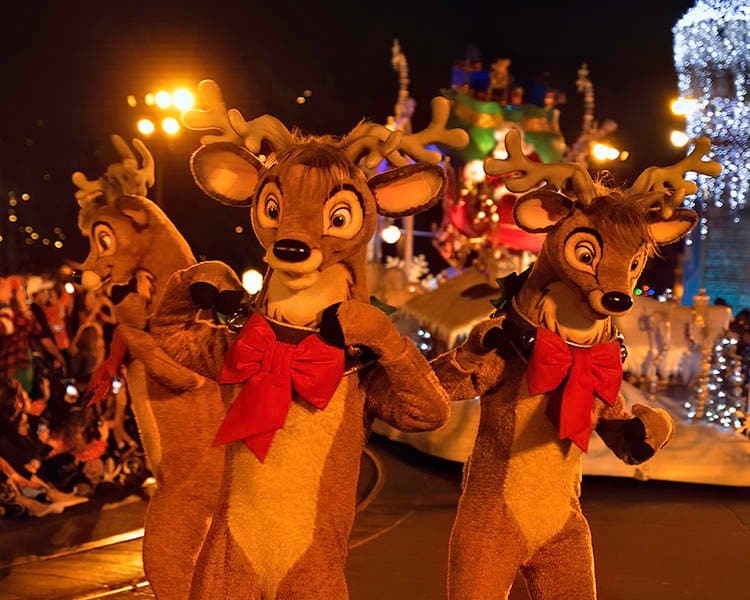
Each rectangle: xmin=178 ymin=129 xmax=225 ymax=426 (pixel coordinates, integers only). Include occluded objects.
xmin=448 ymin=501 xmax=526 ymax=600
xmin=520 ymin=510 xmax=597 ymax=600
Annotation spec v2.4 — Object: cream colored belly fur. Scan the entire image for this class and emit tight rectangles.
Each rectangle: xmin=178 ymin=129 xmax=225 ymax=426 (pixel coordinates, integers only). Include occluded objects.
xmin=504 ymin=376 xmax=583 ymax=550
xmin=227 ymin=376 xmax=353 ymax=597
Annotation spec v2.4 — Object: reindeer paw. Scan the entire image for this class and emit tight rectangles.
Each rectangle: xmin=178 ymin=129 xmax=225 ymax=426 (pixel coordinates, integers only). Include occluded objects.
xmin=319 ymin=303 xmax=346 ymax=348
xmin=189 ymin=282 xmax=246 ymax=315
xmin=134 ymin=269 xmax=156 ymax=303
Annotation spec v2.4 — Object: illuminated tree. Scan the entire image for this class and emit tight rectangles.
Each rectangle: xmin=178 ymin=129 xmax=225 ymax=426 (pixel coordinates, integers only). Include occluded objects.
xmin=674 ymin=0 xmax=750 ymax=308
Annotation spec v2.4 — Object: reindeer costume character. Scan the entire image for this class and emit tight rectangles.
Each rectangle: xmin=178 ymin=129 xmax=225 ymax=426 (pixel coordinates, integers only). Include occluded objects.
xmin=72 ymin=137 xmax=227 ymax=600
xmin=433 ymin=130 xmax=721 ymax=599
xmin=117 ymin=80 xmax=466 ymax=599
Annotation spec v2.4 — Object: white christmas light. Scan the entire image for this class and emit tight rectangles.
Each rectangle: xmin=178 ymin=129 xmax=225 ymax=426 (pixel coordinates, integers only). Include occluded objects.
xmin=674 ymin=0 xmax=750 ymax=237
xmin=242 ymin=269 xmax=263 ymax=295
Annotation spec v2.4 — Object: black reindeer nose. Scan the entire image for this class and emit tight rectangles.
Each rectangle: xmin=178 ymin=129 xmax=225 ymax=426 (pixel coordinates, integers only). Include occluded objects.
xmin=70 ymin=270 xmax=83 ymax=285
xmin=273 ymin=239 xmax=311 ymax=263
xmin=601 ymin=291 xmax=633 ymax=312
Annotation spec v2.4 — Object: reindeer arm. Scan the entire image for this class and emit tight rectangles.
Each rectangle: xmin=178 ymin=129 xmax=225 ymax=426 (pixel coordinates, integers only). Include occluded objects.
xmin=148 ymin=316 xmax=236 ymax=383
xmin=147 ymin=261 xmax=248 ymax=381
xmin=595 ymin=394 xmax=675 ymax=465
xmin=116 ymin=325 xmax=204 ymax=393
xmin=363 ymin=338 xmax=450 ymax=432
xmin=321 ymin=300 xmax=448 ymax=431
xmin=429 ymin=318 xmax=507 ymax=402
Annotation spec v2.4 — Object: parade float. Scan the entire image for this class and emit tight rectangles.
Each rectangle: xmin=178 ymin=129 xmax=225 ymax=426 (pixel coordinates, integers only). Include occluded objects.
xmin=373 ymin=47 xmax=750 ymax=486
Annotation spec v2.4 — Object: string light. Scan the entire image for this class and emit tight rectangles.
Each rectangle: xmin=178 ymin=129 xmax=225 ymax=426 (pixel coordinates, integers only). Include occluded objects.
xmin=3 ymin=190 xmax=67 ymax=250
xmin=685 ymin=333 xmax=748 ymax=431
xmin=673 ymin=0 xmax=750 ymax=237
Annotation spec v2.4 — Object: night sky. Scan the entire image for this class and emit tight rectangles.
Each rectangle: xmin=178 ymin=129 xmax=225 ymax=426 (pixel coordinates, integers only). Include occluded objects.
xmin=0 ymin=0 xmax=695 ymax=283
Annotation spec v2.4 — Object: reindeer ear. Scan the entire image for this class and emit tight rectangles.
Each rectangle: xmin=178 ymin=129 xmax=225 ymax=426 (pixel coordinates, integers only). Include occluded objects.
xmin=190 ymin=142 xmax=263 ymax=207
xmin=513 ymin=188 xmax=575 ymax=233
xmin=368 ymin=163 xmax=446 ymax=217
xmin=648 ymin=208 xmax=697 ymax=245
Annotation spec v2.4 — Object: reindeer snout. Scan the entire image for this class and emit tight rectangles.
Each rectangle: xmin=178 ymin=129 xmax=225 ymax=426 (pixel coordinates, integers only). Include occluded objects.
xmin=273 ymin=239 xmax=311 ymax=263
xmin=601 ymin=291 xmax=633 ymax=312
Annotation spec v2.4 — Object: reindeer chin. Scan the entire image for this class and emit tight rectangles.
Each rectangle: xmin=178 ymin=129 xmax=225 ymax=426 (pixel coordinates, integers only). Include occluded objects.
xmin=282 ymin=270 xmax=321 ymax=291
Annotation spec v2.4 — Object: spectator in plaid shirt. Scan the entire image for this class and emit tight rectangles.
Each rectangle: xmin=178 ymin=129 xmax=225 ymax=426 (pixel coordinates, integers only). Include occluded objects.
xmin=0 ymin=277 xmax=40 ymax=393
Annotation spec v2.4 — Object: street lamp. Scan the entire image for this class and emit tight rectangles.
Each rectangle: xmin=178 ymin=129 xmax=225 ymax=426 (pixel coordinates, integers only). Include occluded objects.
xmin=127 ymin=86 xmax=195 ymax=206
xmin=137 ymin=118 xmax=155 ymax=135
xmin=162 ymin=117 xmax=180 ymax=135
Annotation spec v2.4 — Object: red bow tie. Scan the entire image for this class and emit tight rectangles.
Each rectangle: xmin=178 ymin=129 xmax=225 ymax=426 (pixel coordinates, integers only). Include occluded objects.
xmin=526 ymin=327 xmax=622 ymax=452
xmin=216 ymin=313 xmax=345 ymax=462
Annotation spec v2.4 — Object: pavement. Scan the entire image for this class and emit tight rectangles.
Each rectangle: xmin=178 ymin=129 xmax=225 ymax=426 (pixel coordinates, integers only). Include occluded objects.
xmin=1 ymin=435 xmax=749 ymax=600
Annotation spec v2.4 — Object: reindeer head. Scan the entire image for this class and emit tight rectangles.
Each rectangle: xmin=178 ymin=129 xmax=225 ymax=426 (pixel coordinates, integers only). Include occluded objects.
xmin=72 ymin=135 xmax=195 ymax=308
xmin=185 ymin=80 xmax=468 ymax=326
xmin=484 ymin=130 xmax=721 ymax=331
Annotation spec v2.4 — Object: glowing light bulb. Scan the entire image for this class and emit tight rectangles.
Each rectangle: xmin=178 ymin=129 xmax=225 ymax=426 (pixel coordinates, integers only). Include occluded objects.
xmin=155 ymin=90 xmax=173 ymax=109
xmin=670 ymin=97 xmax=697 ymax=116
xmin=64 ymin=282 xmax=75 ymax=294
xmin=137 ymin=119 xmax=155 ymax=135
xmin=463 ymin=160 xmax=486 ymax=183
xmin=591 ymin=143 xmax=619 ymax=162
xmin=162 ymin=117 xmax=180 ymax=135
xmin=381 ymin=225 xmax=402 ymax=244
xmin=242 ymin=269 xmax=264 ymax=295
xmin=670 ymin=130 xmax=689 ymax=147
xmin=173 ymin=89 xmax=194 ymax=111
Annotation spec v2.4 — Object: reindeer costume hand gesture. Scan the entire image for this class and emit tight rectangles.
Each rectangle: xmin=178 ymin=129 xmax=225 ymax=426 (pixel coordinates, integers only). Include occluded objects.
xmin=130 ymin=80 xmax=467 ymax=599
xmin=432 ymin=129 xmax=721 ymax=600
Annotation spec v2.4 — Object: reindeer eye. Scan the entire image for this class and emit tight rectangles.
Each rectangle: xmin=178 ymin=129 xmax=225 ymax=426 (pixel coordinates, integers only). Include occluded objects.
xmin=92 ymin=224 xmax=116 ymax=257
xmin=265 ymin=197 xmax=280 ymax=221
xmin=330 ymin=206 xmax=351 ymax=228
xmin=575 ymin=242 xmax=595 ymax=265
xmin=323 ymin=191 xmax=363 ymax=239
xmin=631 ymin=257 xmax=640 ymax=270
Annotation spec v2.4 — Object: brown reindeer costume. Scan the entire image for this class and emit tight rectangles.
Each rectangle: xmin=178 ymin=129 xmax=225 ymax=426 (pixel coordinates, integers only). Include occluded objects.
xmin=433 ymin=130 xmax=721 ymax=599
xmin=120 ymin=80 xmax=467 ymax=599
xmin=72 ymin=136 xmax=224 ymax=600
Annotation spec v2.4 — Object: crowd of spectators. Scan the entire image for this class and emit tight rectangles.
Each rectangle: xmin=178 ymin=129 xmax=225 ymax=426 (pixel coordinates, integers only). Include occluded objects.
xmin=0 ymin=274 xmax=146 ymax=519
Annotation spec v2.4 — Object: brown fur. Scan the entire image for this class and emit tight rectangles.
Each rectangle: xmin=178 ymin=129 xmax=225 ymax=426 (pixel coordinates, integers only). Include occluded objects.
xmin=73 ymin=145 xmax=201 ymax=599
xmin=433 ymin=188 xmax=685 ymax=599
xmin=117 ymin=263 xmax=239 ymax=600
xmin=125 ymin=85 xmax=461 ymax=597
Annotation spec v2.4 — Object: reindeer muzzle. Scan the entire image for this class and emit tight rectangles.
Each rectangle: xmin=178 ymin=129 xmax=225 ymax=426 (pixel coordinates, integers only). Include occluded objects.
xmin=74 ymin=270 xmax=105 ymax=290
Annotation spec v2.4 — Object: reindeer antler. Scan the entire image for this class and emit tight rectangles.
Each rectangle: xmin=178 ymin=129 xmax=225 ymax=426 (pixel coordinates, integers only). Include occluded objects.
xmin=71 ymin=135 xmax=155 ymax=205
xmin=182 ymin=79 xmax=293 ymax=154
xmin=630 ymin=137 xmax=722 ymax=218
xmin=484 ymin=129 xmax=598 ymax=204
xmin=343 ymin=96 xmax=469 ymax=169
xmin=71 ymin=172 xmax=103 ymax=204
